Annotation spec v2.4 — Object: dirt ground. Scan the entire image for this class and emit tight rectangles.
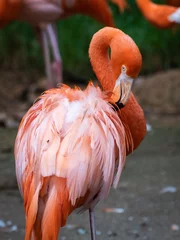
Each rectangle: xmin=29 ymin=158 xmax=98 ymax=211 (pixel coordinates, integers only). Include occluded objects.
xmin=0 ymin=126 xmax=180 ymax=240
xmin=0 ymin=69 xmax=180 ymax=240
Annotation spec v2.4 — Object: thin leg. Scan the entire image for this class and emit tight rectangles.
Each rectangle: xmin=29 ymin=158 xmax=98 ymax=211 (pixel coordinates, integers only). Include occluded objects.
xmin=89 ymin=208 xmax=96 ymax=240
xmin=40 ymin=27 xmax=53 ymax=88
xmin=47 ymin=23 xmax=63 ymax=86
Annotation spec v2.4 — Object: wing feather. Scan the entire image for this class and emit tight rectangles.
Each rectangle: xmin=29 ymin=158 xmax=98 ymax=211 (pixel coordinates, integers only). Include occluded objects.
xmin=15 ymin=85 xmax=128 ymax=212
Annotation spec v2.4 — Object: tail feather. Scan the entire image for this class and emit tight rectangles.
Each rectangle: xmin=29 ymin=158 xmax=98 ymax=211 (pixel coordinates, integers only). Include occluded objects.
xmin=25 ymin=177 xmax=72 ymax=240
xmin=25 ymin=184 xmax=41 ymax=240
xmin=41 ymin=185 xmax=62 ymax=240
xmin=32 ymin=198 xmax=45 ymax=240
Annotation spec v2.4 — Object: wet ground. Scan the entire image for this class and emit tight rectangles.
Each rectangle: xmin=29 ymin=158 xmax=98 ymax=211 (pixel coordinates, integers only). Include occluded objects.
xmin=0 ymin=126 xmax=180 ymax=240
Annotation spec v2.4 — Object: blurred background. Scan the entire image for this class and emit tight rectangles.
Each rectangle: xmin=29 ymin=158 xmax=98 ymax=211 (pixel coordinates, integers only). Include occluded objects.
xmin=0 ymin=0 xmax=180 ymax=239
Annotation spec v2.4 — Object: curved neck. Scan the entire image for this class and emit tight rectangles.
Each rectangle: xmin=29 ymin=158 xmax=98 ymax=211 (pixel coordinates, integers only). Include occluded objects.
xmin=119 ymin=93 xmax=146 ymax=154
xmin=89 ymin=28 xmax=122 ymax=92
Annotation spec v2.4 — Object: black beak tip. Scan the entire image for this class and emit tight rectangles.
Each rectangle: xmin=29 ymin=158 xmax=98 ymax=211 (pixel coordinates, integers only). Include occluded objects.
xmin=110 ymin=102 xmax=124 ymax=111
xmin=116 ymin=101 xmax=124 ymax=109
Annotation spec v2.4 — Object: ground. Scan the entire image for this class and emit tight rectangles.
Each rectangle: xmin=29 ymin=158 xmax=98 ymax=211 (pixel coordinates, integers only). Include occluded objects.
xmin=0 ymin=69 xmax=180 ymax=240
xmin=0 ymin=126 xmax=180 ymax=240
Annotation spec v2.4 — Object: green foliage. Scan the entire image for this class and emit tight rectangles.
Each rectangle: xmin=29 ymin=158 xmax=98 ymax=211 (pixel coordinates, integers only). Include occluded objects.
xmin=0 ymin=0 xmax=179 ymax=76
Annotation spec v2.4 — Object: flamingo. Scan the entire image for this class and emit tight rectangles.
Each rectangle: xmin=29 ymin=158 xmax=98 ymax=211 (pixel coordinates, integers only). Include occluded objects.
xmin=0 ymin=0 xmax=22 ymax=27
xmin=136 ymin=0 xmax=180 ymax=28
xmin=14 ymin=27 xmax=146 ymax=240
xmin=166 ymin=0 xmax=180 ymax=7
xmin=0 ymin=0 xmax=127 ymax=89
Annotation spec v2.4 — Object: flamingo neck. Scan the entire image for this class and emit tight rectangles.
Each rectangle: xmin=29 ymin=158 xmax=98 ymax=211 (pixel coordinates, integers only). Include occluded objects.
xmin=119 ymin=93 xmax=147 ymax=155
xmin=89 ymin=27 xmax=123 ymax=92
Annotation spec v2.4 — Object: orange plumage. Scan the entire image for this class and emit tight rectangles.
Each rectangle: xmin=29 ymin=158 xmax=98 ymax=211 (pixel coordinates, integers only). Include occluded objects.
xmin=15 ymin=27 xmax=146 ymax=240
xmin=0 ymin=0 xmax=22 ymax=27
xmin=136 ymin=0 xmax=180 ymax=28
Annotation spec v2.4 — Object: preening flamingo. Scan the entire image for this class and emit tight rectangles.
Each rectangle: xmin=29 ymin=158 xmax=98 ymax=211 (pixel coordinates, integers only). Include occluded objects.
xmin=136 ymin=0 xmax=180 ymax=28
xmin=14 ymin=27 xmax=146 ymax=240
xmin=0 ymin=0 xmax=127 ymax=88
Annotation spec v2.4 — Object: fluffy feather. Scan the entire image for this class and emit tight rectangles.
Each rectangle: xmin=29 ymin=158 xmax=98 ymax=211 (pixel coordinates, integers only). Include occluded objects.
xmin=15 ymin=83 xmax=129 ymax=239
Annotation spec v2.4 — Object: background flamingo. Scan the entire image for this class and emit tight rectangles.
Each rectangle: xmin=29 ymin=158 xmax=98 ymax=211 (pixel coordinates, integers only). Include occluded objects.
xmin=14 ymin=27 xmax=146 ymax=240
xmin=136 ymin=0 xmax=180 ymax=28
xmin=0 ymin=0 xmax=128 ymax=88
xmin=166 ymin=0 xmax=180 ymax=7
xmin=0 ymin=0 xmax=22 ymax=27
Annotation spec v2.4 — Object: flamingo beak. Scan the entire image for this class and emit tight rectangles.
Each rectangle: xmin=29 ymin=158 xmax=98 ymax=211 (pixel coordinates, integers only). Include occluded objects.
xmin=112 ymin=73 xmax=133 ymax=108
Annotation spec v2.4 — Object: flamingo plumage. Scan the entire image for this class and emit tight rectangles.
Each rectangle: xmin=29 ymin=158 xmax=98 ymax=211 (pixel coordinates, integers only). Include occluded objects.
xmin=0 ymin=0 xmax=128 ymax=88
xmin=136 ymin=0 xmax=180 ymax=28
xmin=0 ymin=0 xmax=22 ymax=27
xmin=14 ymin=27 xmax=146 ymax=240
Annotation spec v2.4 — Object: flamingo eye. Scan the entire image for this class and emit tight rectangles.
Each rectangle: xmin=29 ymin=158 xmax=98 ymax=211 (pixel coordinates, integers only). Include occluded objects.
xmin=121 ymin=65 xmax=126 ymax=73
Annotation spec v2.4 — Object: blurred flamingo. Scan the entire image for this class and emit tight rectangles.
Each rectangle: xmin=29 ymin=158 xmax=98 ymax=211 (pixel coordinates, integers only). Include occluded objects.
xmin=136 ymin=0 xmax=180 ymax=28
xmin=15 ymin=27 xmax=146 ymax=240
xmin=0 ymin=0 xmax=128 ymax=88
xmin=166 ymin=0 xmax=180 ymax=7
xmin=0 ymin=0 xmax=22 ymax=27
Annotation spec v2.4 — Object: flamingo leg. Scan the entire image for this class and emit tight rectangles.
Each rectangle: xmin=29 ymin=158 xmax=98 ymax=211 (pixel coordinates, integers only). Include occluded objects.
xmin=46 ymin=23 xmax=63 ymax=87
xmin=89 ymin=208 xmax=96 ymax=240
xmin=41 ymin=27 xmax=53 ymax=88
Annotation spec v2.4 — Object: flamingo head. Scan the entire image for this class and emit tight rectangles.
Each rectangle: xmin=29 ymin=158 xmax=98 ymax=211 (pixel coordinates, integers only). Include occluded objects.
xmin=111 ymin=34 xmax=142 ymax=108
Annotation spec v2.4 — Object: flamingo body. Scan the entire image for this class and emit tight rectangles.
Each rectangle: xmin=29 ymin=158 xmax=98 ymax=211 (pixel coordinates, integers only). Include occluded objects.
xmin=15 ymin=87 xmax=145 ymax=240
xmin=15 ymin=84 xmax=128 ymax=239
xmin=19 ymin=0 xmax=115 ymax=27
xmin=15 ymin=27 xmax=146 ymax=240
xmin=0 ymin=0 xmax=22 ymax=27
